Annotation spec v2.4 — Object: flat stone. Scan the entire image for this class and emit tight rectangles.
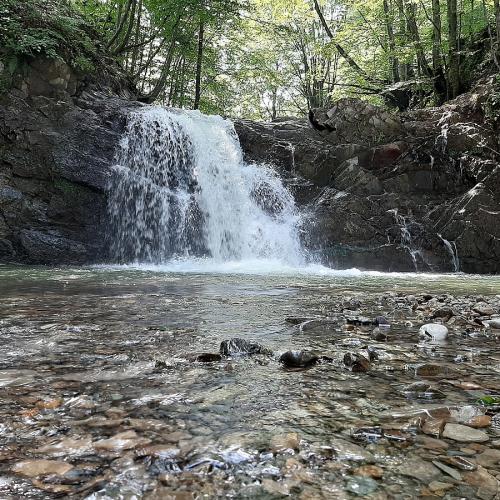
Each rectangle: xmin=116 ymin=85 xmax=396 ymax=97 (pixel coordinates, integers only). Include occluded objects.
xmin=279 ymin=351 xmax=319 ymax=368
xmin=12 ymin=459 xmax=74 ymax=477
xmin=428 ymin=481 xmax=454 ymax=493
xmin=476 ymin=448 xmax=500 ymax=468
xmin=443 ymin=423 xmax=490 ymax=443
xmin=94 ymin=430 xmax=151 ymax=452
xmin=33 ymin=437 xmax=93 ymax=457
xmin=397 ymin=457 xmax=441 ymax=482
xmin=415 ymin=435 xmax=449 ymax=450
xmin=432 ymin=460 xmax=462 ymax=480
xmin=330 ymin=439 xmax=374 ymax=462
xmin=468 ymin=415 xmax=492 ymax=428
xmin=261 ymin=478 xmax=289 ymax=496
xmin=473 ymin=303 xmax=495 ymax=316
xmin=463 ymin=465 xmax=500 ymax=500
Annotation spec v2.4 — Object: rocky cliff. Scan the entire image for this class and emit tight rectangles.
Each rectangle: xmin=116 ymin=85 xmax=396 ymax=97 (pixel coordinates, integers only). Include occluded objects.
xmin=1 ymin=58 xmax=499 ymax=272
xmin=235 ymin=81 xmax=500 ymax=273
xmin=0 ymin=58 xmax=139 ymax=263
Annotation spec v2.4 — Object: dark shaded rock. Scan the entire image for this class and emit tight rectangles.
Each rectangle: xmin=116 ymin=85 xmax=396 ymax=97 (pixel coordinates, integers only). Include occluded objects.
xmin=279 ymin=351 xmax=319 ymax=368
xmin=343 ymin=353 xmax=370 ymax=372
xmin=370 ymin=328 xmax=387 ymax=341
xmin=346 ymin=316 xmax=373 ymax=326
xmin=220 ymin=338 xmax=272 ymax=356
xmin=366 ymin=346 xmax=379 ymax=361
xmin=185 ymin=353 xmax=222 ymax=363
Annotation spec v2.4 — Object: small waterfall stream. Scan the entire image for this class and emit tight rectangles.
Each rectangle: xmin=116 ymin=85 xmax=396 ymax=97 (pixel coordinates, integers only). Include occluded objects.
xmin=108 ymin=108 xmax=304 ymax=266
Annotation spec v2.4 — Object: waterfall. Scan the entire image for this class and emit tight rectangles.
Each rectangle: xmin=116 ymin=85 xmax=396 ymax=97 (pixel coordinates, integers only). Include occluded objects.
xmin=108 ymin=107 xmax=304 ymax=266
xmin=438 ymin=234 xmax=460 ymax=272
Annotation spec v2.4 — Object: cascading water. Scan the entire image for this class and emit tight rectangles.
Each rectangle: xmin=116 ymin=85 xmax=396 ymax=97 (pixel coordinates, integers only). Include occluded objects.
xmin=108 ymin=108 xmax=305 ymax=267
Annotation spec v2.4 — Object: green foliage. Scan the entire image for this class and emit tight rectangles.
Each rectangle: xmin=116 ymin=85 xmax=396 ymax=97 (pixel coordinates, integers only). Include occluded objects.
xmin=0 ymin=0 xmax=100 ymax=73
xmin=477 ymin=395 xmax=500 ymax=405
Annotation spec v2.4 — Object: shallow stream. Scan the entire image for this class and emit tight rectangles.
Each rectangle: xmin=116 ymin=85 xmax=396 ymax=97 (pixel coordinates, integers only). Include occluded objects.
xmin=0 ymin=264 xmax=499 ymax=498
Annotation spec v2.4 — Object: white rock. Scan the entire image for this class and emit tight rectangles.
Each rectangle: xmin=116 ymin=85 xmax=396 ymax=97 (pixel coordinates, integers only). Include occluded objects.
xmin=419 ymin=323 xmax=448 ymax=341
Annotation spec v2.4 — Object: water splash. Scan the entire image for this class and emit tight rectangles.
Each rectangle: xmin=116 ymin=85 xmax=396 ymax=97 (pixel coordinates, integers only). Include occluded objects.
xmin=108 ymin=108 xmax=304 ymax=266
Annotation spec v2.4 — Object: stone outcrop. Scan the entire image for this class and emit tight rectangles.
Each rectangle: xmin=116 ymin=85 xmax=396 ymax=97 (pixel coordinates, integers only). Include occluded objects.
xmin=0 ymin=57 xmax=139 ymax=263
xmin=235 ymin=81 xmax=500 ymax=273
xmin=1 ymin=56 xmax=498 ymax=272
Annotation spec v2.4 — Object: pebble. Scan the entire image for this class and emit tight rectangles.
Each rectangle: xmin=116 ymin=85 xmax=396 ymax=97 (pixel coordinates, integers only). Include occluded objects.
xmin=220 ymin=338 xmax=272 ymax=356
xmin=397 ymin=457 xmax=440 ymax=482
xmin=343 ymin=353 xmax=370 ymax=372
xmin=346 ymin=476 xmax=378 ymax=496
xmin=442 ymin=423 xmax=490 ymax=442
xmin=432 ymin=460 xmax=462 ymax=480
xmin=94 ymin=430 xmax=151 ymax=452
xmin=330 ymin=439 xmax=374 ymax=462
xmin=475 ymin=448 xmax=500 ymax=468
xmin=428 ymin=481 xmax=454 ymax=493
xmin=261 ymin=478 xmax=289 ymax=496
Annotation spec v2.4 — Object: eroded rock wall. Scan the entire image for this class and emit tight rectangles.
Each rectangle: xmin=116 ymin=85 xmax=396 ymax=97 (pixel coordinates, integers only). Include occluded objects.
xmin=0 ymin=58 xmax=139 ymax=263
xmin=235 ymin=81 xmax=500 ymax=273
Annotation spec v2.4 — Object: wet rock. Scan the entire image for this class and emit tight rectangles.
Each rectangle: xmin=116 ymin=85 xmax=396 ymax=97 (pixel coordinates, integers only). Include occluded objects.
xmin=415 ymin=363 xmax=447 ymax=377
xmin=397 ymin=457 xmax=441 ymax=482
xmin=330 ymin=439 xmax=374 ymax=462
xmin=370 ymin=328 xmax=387 ymax=341
xmin=432 ymin=307 xmax=454 ymax=321
xmin=299 ymin=319 xmax=337 ymax=332
xmin=473 ymin=302 xmax=495 ymax=316
xmin=463 ymin=465 xmax=500 ymax=500
xmin=483 ymin=319 xmax=500 ymax=329
xmin=270 ymin=432 xmax=300 ymax=452
xmin=343 ymin=353 xmax=370 ymax=372
xmin=442 ymin=423 xmax=490 ymax=442
xmin=366 ymin=346 xmax=379 ymax=361
xmin=402 ymin=382 xmax=445 ymax=400
xmin=419 ymin=323 xmax=449 ymax=340
xmin=415 ymin=435 xmax=449 ymax=450
xmin=432 ymin=459 xmax=462 ymax=480
xmin=33 ymin=437 xmax=93 ymax=457
xmin=135 ymin=445 xmax=181 ymax=459
xmin=353 ymin=465 xmax=383 ymax=479
xmin=94 ymin=430 xmax=151 ymax=452
xmin=428 ymin=481 xmax=454 ymax=493
xmin=374 ymin=316 xmax=389 ymax=326
xmin=220 ymin=338 xmax=272 ymax=356
xmin=279 ymin=350 xmax=319 ymax=368
xmin=185 ymin=353 xmax=222 ymax=363
xmin=475 ymin=448 xmax=500 ymax=468
xmin=438 ymin=455 xmax=477 ymax=471
xmin=285 ymin=316 xmax=313 ymax=325
xmin=12 ymin=459 xmax=74 ymax=477
xmin=346 ymin=476 xmax=378 ymax=496
xmin=261 ymin=478 xmax=289 ymax=496
xmin=346 ymin=316 xmax=373 ymax=326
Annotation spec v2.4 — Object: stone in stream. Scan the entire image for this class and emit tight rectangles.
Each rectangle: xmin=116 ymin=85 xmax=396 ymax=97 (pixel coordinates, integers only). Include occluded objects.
xmin=432 ymin=307 xmax=454 ymax=321
xmin=346 ymin=316 xmax=373 ymax=326
xmin=370 ymin=327 xmax=387 ymax=341
xmin=346 ymin=476 xmax=379 ymax=496
xmin=220 ymin=338 xmax=272 ymax=356
xmin=397 ymin=457 xmax=441 ymax=482
xmin=473 ymin=302 xmax=495 ymax=316
xmin=279 ymin=351 xmax=319 ymax=368
xmin=343 ymin=353 xmax=370 ymax=372
xmin=12 ymin=459 xmax=74 ymax=477
xmin=419 ymin=323 xmax=448 ymax=340
xmin=185 ymin=353 xmax=222 ymax=363
xmin=483 ymin=318 xmax=500 ymax=329
xmin=402 ymin=382 xmax=445 ymax=400
xmin=270 ymin=432 xmax=300 ymax=452
xmin=442 ymin=423 xmax=490 ymax=442
xmin=330 ymin=439 xmax=374 ymax=462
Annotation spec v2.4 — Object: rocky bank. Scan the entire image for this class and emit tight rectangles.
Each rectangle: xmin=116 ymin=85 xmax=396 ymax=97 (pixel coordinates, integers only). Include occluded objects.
xmin=1 ymin=57 xmax=499 ymax=272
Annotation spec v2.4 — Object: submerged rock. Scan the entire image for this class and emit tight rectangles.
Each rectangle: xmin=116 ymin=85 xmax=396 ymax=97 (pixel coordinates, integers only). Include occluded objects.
xmin=279 ymin=350 xmax=318 ymax=368
xmin=442 ymin=423 xmax=490 ymax=442
xmin=220 ymin=338 xmax=272 ymax=356
xmin=185 ymin=353 xmax=222 ymax=363
xmin=343 ymin=353 xmax=370 ymax=372
xmin=12 ymin=459 xmax=74 ymax=477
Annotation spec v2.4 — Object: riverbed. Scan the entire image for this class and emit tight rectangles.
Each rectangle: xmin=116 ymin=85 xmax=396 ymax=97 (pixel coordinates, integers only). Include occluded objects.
xmin=0 ymin=265 xmax=499 ymax=498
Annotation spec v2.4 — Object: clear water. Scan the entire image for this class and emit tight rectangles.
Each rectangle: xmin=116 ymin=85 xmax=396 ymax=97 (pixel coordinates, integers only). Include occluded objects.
xmin=0 ymin=265 xmax=499 ymax=498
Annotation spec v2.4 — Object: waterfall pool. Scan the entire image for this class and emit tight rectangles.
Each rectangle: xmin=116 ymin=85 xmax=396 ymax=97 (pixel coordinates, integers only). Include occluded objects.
xmin=1 ymin=264 xmax=499 ymax=498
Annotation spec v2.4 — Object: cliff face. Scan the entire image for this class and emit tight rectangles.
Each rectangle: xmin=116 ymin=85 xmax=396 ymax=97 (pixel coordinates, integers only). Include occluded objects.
xmin=0 ymin=58 xmax=139 ymax=263
xmin=1 ymin=57 xmax=498 ymax=272
xmin=235 ymin=81 xmax=500 ymax=273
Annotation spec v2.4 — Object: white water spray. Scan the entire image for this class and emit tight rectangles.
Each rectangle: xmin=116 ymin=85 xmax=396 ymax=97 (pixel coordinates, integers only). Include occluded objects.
xmin=108 ymin=108 xmax=304 ymax=267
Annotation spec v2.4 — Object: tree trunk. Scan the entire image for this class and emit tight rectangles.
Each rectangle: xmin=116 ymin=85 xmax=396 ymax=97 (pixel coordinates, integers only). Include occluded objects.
xmin=447 ymin=0 xmax=460 ymax=98
xmin=431 ymin=0 xmax=447 ymax=103
xmin=193 ymin=19 xmax=204 ymax=110
xmin=495 ymin=0 xmax=500 ymax=63
xmin=383 ymin=0 xmax=400 ymax=82
xmin=106 ymin=0 xmax=133 ymax=50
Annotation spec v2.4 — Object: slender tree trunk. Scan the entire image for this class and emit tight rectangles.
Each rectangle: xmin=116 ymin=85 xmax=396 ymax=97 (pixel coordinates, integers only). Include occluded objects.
xmin=106 ymin=0 xmax=133 ymax=50
xmin=113 ymin=0 xmax=138 ymax=55
xmin=383 ymin=0 xmax=400 ymax=82
xmin=193 ymin=19 xmax=205 ymax=110
xmin=130 ymin=0 xmax=143 ymax=73
xmin=495 ymin=0 xmax=500 ymax=63
xmin=312 ymin=0 xmax=385 ymax=85
xmin=447 ymin=0 xmax=460 ymax=98
xmin=431 ymin=0 xmax=447 ymax=103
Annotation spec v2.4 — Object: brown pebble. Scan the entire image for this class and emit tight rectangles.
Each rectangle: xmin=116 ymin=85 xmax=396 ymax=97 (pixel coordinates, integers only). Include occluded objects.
xmin=353 ymin=465 xmax=383 ymax=479
xmin=467 ymin=415 xmax=491 ymax=428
